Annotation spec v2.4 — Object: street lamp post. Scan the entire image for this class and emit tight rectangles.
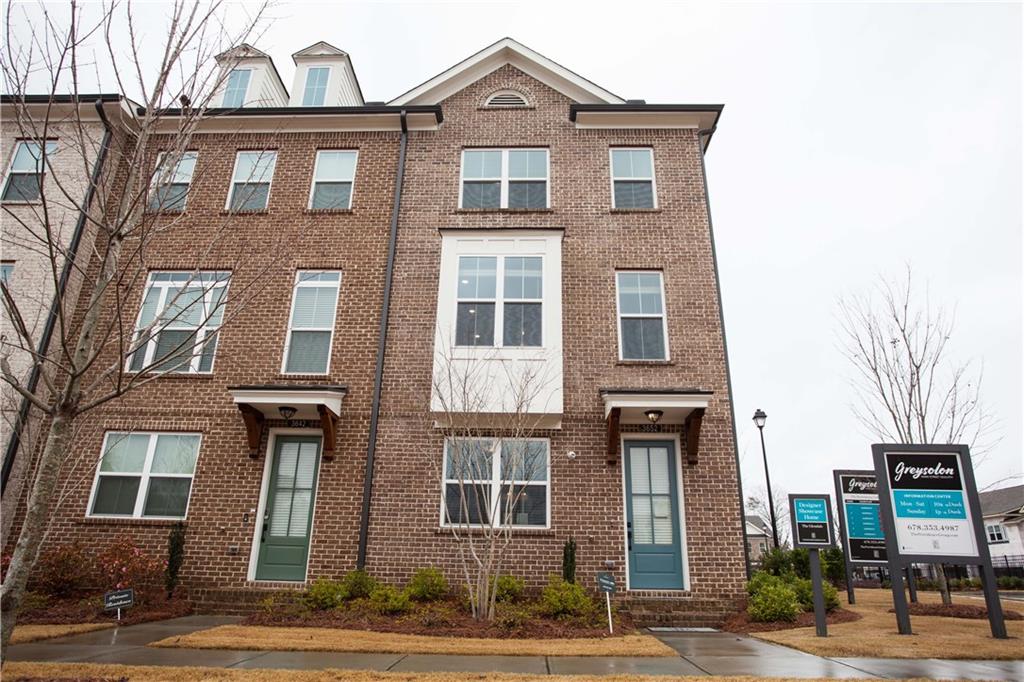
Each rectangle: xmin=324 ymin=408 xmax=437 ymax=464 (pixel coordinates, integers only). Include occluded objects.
xmin=753 ymin=409 xmax=780 ymax=549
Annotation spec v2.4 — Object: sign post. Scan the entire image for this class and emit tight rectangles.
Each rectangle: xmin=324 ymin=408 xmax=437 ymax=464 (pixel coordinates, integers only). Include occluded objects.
xmin=872 ymin=443 xmax=1006 ymax=638
xmin=103 ymin=588 xmax=134 ymax=622
xmin=596 ymin=572 xmax=616 ymax=634
xmin=789 ymin=494 xmax=835 ymax=637
xmin=833 ymin=470 xmax=887 ymax=605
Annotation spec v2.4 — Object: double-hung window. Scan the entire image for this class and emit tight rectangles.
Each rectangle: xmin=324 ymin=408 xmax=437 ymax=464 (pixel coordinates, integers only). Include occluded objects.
xmin=460 ymin=149 xmax=548 ymax=209
xmin=308 ymin=150 xmax=357 ymax=209
xmin=228 ymin=150 xmax=277 ymax=211
xmin=616 ymin=271 xmax=669 ymax=360
xmin=222 ymin=69 xmax=251 ymax=108
xmin=2 ymin=140 xmax=57 ymax=202
xmin=148 ymin=151 xmax=197 ymax=212
xmin=302 ymin=66 xmax=330 ymax=106
xmin=128 ymin=271 xmax=230 ymax=374
xmin=442 ymin=438 xmax=549 ymax=528
xmin=986 ymin=524 xmax=1006 ymax=543
xmin=283 ymin=271 xmax=341 ymax=374
xmin=610 ymin=148 xmax=656 ymax=209
xmin=88 ymin=432 xmax=201 ymax=519
xmin=455 ymin=255 xmax=542 ymax=348
xmin=0 ymin=262 xmax=13 ymax=283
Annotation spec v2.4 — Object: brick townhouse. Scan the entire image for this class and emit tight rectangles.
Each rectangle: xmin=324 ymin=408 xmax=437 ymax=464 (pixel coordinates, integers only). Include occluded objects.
xmin=3 ymin=38 xmax=747 ymax=623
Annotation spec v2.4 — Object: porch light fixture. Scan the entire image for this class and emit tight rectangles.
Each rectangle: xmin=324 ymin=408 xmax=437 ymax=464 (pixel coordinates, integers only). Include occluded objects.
xmin=278 ymin=406 xmax=297 ymax=421
xmin=644 ymin=409 xmax=664 ymax=424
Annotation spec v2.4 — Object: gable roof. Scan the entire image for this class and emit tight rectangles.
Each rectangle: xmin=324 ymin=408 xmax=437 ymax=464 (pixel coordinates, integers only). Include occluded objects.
xmin=215 ymin=43 xmax=272 ymax=61
xmin=292 ymin=41 xmax=349 ymax=61
xmin=389 ymin=37 xmax=624 ymax=106
xmin=980 ymin=484 xmax=1024 ymax=518
xmin=745 ymin=515 xmax=770 ymax=535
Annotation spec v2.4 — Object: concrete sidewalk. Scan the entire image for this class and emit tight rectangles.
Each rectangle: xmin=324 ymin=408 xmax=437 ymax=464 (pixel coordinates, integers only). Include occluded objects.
xmin=5 ymin=615 xmax=1022 ymax=680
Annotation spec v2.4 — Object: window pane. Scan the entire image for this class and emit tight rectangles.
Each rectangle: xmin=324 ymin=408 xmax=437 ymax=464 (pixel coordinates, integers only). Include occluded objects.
xmin=198 ymin=331 xmax=218 ymax=372
xmin=291 ymin=286 xmax=338 ymax=328
xmin=152 ymin=329 xmax=197 ymax=372
xmin=445 ymin=483 xmax=490 ymax=525
xmin=501 ymin=440 xmax=547 ymax=481
xmin=614 ymin=180 xmax=654 ymax=209
xmin=148 ymin=184 xmax=189 ymax=211
xmin=462 ymin=150 xmax=501 ymax=179
xmin=311 ymin=182 xmax=352 ymax=209
xmin=508 ymin=150 xmax=546 ymax=178
xmin=446 ymin=439 xmax=493 ymax=480
xmin=501 ymin=484 xmax=546 ymax=526
xmin=302 ymin=67 xmax=330 ymax=106
xmin=455 ymin=302 xmax=494 ymax=346
xmin=617 ymin=273 xmax=641 ymax=314
xmin=618 ymin=272 xmax=662 ymax=314
xmin=621 ymin=317 xmax=666 ymax=360
xmin=503 ymin=302 xmax=541 ymax=347
xmin=233 ymin=152 xmax=277 ymax=183
xmin=101 ymin=433 xmax=150 ymax=472
xmin=507 ymin=181 xmax=546 ymax=209
xmin=163 ymin=286 xmax=204 ymax=327
xmin=314 ymin=151 xmax=356 ymax=180
xmin=11 ymin=141 xmax=56 ymax=171
xmin=457 ymin=257 xmax=496 ymax=298
xmin=143 ymin=477 xmax=192 ymax=517
xmin=285 ymin=330 xmax=331 ymax=373
xmin=230 ymin=182 xmax=270 ymax=211
xmin=151 ymin=434 xmax=200 ymax=474
xmin=2 ymin=174 xmax=41 ymax=201
xmin=462 ymin=181 xmax=500 ymax=209
xmin=92 ymin=476 xmax=141 ymax=515
xmin=504 ymin=257 xmax=542 ymax=299
xmin=223 ymin=69 xmax=251 ymax=108
xmin=612 ymin=149 xmax=652 ymax=178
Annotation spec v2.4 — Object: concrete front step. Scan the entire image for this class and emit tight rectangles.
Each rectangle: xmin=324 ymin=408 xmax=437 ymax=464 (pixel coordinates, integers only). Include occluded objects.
xmin=622 ymin=596 xmax=738 ymax=627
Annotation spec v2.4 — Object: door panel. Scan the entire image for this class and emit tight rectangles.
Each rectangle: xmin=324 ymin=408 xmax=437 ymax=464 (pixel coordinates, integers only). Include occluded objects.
xmin=625 ymin=441 xmax=684 ymax=589
xmin=256 ymin=436 xmax=321 ymax=581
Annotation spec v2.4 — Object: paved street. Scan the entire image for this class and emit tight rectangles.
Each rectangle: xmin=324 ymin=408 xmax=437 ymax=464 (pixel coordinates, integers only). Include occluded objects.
xmin=5 ymin=616 xmax=1022 ymax=679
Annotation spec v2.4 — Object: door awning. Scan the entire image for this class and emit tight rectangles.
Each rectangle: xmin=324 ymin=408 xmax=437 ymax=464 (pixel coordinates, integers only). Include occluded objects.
xmin=600 ymin=388 xmax=712 ymax=466
xmin=228 ymin=385 xmax=347 ymax=458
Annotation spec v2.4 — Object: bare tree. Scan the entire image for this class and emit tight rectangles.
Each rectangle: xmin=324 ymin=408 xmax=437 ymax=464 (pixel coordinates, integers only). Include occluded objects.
xmin=837 ymin=266 xmax=999 ymax=605
xmin=745 ymin=485 xmax=789 ymax=549
xmin=0 ymin=0 xmax=280 ymax=653
xmin=431 ymin=335 xmax=559 ymax=621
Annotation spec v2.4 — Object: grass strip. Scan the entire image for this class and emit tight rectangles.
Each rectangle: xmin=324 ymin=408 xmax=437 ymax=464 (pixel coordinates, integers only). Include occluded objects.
xmin=10 ymin=623 xmax=115 ymax=644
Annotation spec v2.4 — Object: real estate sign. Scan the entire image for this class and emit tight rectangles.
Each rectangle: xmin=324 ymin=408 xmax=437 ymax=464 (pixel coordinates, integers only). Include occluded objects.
xmin=833 ymin=470 xmax=887 ymax=563
xmin=789 ymin=494 xmax=834 ymax=548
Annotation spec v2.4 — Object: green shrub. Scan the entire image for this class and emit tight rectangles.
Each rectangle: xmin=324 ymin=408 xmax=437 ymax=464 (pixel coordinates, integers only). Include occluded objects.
xmin=746 ymin=571 xmax=784 ymax=596
xmin=821 ymin=547 xmax=846 ymax=584
xmin=748 ymin=582 xmax=800 ymax=622
xmin=369 ymin=584 xmax=412 ymax=615
xmin=789 ymin=577 xmax=838 ymax=612
xmin=304 ymin=578 xmax=348 ymax=610
xmin=495 ymin=602 xmax=533 ymax=630
xmin=562 ymin=537 xmax=577 ymax=584
xmin=16 ymin=591 xmax=51 ymax=615
xmin=340 ymin=569 xmax=377 ymax=600
xmin=31 ymin=544 xmax=92 ymax=599
xmin=495 ymin=574 xmax=525 ymax=603
xmin=407 ymin=567 xmax=448 ymax=602
xmin=997 ymin=576 xmax=1024 ymax=589
xmin=539 ymin=575 xmax=596 ymax=619
xmin=165 ymin=522 xmax=186 ymax=599
xmin=760 ymin=548 xmax=794 ymax=577
xmin=414 ymin=602 xmax=458 ymax=627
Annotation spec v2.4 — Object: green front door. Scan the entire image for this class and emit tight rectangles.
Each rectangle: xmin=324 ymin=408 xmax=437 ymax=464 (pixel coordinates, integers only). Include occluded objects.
xmin=256 ymin=436 xmax=322 ymax=581
xmin=625 ymin=440 xmax=684 ymax=589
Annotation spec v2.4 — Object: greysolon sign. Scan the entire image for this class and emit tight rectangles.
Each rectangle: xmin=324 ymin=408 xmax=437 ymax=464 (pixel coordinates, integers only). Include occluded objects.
xmin=833 ymin=471 xmax=886 ymax=563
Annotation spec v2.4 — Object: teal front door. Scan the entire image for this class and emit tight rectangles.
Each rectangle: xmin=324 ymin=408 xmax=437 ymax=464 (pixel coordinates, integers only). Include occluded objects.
xmin=624 ymin=440 xmax=684 ymax=589
xmin=256 ymin=436 xmax=322 ymax=581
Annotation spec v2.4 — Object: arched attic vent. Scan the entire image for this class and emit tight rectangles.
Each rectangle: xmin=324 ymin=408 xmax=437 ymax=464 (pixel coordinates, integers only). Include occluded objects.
xmin=484 ymin=90 xmax=529 ymax=107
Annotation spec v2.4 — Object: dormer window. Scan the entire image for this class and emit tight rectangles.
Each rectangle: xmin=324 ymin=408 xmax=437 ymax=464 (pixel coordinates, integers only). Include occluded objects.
xmin=485 ymin=90 xmax=529 ymax=108
xmin=302 ymin=67 xmax=331 ymax=106
xmin=223 ymin=69 xmax=251 ymax=108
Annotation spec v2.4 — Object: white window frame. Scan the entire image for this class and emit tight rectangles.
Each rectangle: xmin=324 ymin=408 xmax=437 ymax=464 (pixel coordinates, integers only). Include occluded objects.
xmin=86 ymin=431 xmax=202 ymax=520
xmin=302 ymin=66 xmax=332 ymax=106
xmin=148 ymin=150 xmax=198 ymax=212
xmin=615 ymin=270 xmax=670 ymax=361
xmin=458 ymin=148 xmax=550 ymax=209
xmin=609 ymin=147 xmax=657 ymax=209
xmin=226 ymin=150 xmax=277 ymax=212
xmin=2 ymin=140 xmax=57 ymax=203
xmin=127 ymin=271 xmax=231 ymax=374
xmin=281 ymin=270 xmax=342 ymax=375
xmin=306 ymin=150 xmax=358 ymax=210
xmin=0 ymin=262 xmax=13 ymax=282
xmin=439 ymin=437 xmax=551 ymax=530
xmin=986 ymin=523 xmax=1006 ymax=543
xmin=454 ymin=254 xmax=544 ymax=349
xmin=222 ymin=68 xmax=252 ymax=108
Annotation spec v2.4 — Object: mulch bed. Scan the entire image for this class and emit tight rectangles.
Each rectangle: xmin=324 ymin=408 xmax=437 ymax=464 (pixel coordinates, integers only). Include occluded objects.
xmin=889 ymin=602 xmax=1024 ymax=620
xmin=721 ymin=607 xmax=861 ymax=634
xmin=243 ymin=598 xmax=634 ymax=639
xmin=17 ymin=594 xmax=193 ymax=627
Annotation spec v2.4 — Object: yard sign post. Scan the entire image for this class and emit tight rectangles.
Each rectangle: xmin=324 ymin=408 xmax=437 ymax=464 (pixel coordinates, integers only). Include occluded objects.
xmin=103 ymin=588 xmax=134 ymax=622
xmin=788 ymin=493 xmax=835 ymax=637
xmin=872 ymin=443 xmax=1007 ymax=638
xmin=597 ymin=572 xmax=616 ymax=634
xmin=833 ymin=469 xmax=888 ymax=605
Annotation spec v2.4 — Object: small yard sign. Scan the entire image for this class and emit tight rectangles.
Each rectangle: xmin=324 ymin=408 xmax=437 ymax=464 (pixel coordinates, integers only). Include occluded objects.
xmin=596 ymin=572 xmax=616 ymax=634
xmin=103 ymin=588 xmax=134 ymax=621
xmin=789 ymin=494 xmax=834 ymax=548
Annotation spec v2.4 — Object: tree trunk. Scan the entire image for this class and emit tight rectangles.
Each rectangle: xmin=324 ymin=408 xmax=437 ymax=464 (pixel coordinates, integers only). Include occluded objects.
xmin=1 ymin=409 xmax=74 ymax=656
xmin=934 ymin=563 xmax=952 ymax=605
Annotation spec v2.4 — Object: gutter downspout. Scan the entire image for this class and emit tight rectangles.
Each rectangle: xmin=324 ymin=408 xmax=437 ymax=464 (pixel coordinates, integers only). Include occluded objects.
xmin=696 ymin=124 xmax=751 ymax=580
xmin=1 ymin=99 xmax=113 ymax=492
xmin=356 ymin=110 xmax=408 ymax=569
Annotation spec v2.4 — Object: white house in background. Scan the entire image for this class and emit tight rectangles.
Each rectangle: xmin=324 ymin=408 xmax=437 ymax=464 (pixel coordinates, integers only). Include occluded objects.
xmin=212 ymin=44 xmax=289 ymax=108
xmin=980 ymin=484 xmax=1024 ymax=561
xmin=745 ymin=514 xmax=773 ymax=561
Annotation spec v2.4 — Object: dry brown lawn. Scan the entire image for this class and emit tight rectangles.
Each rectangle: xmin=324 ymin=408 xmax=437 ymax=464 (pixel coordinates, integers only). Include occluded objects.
xmin=150 ymin=625 xmax=675 ymax=657
xmin=9 ymin=622 xmax=114 ymax=644
xmin=754 ymin=587 xmax=1023 ymax=659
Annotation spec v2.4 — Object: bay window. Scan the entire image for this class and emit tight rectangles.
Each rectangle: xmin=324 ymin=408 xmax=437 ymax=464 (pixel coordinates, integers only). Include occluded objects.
xmin=455 ymin=255 xmax=542 ymax=348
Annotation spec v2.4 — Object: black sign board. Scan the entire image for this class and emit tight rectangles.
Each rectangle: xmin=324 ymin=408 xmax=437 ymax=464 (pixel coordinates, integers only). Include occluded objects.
xmin=103 ymin=588 xmax=134 ymax=611
xmin=789 ymin=494 xmax=834 ymax=548
xmin=596 ymin=572 xmax=616 ymax=594
xmin=834 ymin=470 xmax=887 ymax=564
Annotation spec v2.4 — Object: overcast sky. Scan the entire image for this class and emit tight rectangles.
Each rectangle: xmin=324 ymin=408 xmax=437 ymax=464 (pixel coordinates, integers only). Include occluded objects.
xmin=10 ymin=2 xmax=1022 ymax=495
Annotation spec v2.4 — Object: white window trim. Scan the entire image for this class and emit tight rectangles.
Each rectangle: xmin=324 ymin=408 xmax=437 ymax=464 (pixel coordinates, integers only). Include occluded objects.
xmin=86 ymin=431 xmax=202 ymax=520
xmin=986 ymin=523 xmax=1006 ymax=543
xmin=609 ymin=147 xmax=658 ymax=209
xmin=484 ymin=89 xmax=530 ymax=107
xmin=302 ymin=66 xmax=332 ymax=107
xmin=226 ymin=150 xmax=278 ymax=212
xmin=223 ymin=68 xmax=252 ymax=108
xmin=454 ymin=254 xmax=545 ymax=349
xmin=2 ymin=139 xmax=56 ymax=204
xmin=149 ymin=151 xmax=198 ymax=211
xmin=614 ymin=270 xmax=670 ymax=361
xmin=281 ymin=270 xmax=342 ymax=375
xmin=439 ymin=437 xmax=551 ymax=530
xmin=126 ymin=271 xmax=230 ymax=375
xmin=458 ymin=148 xmax=550 ymax=209
xmin=306 ymin=150 xmax=358 ymax=210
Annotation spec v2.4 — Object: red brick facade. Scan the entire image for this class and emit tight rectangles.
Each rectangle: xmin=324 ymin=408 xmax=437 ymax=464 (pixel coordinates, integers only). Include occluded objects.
xmin=6 ymin=61 xmax=746 ymax=623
